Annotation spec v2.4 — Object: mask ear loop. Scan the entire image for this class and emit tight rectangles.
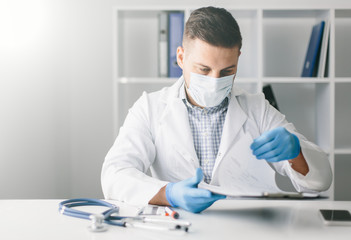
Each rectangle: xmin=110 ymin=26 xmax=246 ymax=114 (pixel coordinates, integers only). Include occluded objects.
xmin=229 ymin=73 xmax=236 ymax=92
xmin=231 ymin=73 xmax=236 ymax=83
xmin=184 ymin=77 xmax=190 ymax=90
xmin=183 ymin=79 xmax=192 ymax=102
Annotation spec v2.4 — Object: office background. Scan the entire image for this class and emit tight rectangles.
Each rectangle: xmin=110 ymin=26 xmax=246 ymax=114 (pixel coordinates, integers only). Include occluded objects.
xmin=0 ymin=0 xmax=350 ymax=200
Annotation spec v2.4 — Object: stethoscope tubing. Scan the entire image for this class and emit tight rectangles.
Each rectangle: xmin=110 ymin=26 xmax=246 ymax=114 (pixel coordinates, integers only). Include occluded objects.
xmin=59 ymin=198 xmax=191 ymax=231
xmin=59 ymin=198 xmax=124 ymax=225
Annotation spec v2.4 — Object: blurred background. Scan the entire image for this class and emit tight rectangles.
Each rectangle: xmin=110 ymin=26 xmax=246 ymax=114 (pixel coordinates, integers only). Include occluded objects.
xmin=0 ymin=0 xmax=349 ymax=199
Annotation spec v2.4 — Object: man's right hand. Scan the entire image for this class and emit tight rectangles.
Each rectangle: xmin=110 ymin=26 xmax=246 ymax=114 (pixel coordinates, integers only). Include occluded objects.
xmin=165 ymin=168 xmax=226 ymax=213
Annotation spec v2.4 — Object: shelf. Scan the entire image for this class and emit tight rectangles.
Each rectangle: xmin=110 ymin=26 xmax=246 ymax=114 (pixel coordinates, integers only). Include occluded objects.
xmin=263 ymin=9 xmax=330 ymax=18
xmin=335 ymin=82 xmax=351 ymax=149
xmin=335 ymin=9 xmax=351 ymax=78
xmin=334 ymin=149 xmax=351 ymax=155
xmin=114 ymin=5 xmax=351 ymax=201
xmin=262 ymin=77 xmax=331 ymax=83
xmin=334 ymin=78 xmax=351 ymax=83
xmin=267 ymin=83 xmax=321 ymax=144
xmin=334 ymin=154 xmax=351 ymax=200
xmin=262 ymin=9 xmax=330 ymax=77
xmin=115 ymin=8 xmax=260 ymax=79
xmin=116 ymin=9 xmax=185 ymax=78
xmin=228 ymin=9 xmax=259 ymax=78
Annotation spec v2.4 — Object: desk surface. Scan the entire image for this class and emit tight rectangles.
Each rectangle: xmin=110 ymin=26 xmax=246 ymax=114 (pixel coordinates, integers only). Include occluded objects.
xmin=1 ymin=199 xmax=351 ymax=240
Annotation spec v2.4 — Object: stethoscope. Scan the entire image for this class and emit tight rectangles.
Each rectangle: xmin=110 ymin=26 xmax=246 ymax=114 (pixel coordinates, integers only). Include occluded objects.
xmin=59 ymin=198 xmax=191 ymax=232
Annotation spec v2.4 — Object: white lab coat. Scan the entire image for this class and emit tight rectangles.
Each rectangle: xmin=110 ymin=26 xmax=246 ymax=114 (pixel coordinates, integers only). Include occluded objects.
xmin=101 ymin=77 xmax=332 ymax=206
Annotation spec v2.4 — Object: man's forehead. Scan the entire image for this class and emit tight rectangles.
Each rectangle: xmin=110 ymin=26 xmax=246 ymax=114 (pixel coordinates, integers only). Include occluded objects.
xmin=184 ymin=42 xmax=238 ymax=67
xmin=184 ymin=38 xmax=240 ymax=53
xmin=184 ymin=39 xmax=239 ymax=61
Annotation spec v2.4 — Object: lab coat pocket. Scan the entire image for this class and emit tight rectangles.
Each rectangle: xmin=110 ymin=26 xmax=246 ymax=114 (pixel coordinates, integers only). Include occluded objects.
xmin=172 ymin=145 xmax=199 ymax=176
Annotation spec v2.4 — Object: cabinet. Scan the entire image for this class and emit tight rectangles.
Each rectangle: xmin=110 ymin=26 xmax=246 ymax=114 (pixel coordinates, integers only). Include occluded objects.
xmin=113 ymin=5 xmax=351 ymax=200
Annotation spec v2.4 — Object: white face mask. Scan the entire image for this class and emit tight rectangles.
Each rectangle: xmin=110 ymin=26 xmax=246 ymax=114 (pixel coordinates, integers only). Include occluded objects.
xmin=186 ymin=72 xmax=235 ymax=108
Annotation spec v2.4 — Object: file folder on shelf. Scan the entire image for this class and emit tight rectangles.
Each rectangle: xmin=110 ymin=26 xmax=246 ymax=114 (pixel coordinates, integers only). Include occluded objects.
xmin=168 ymin=12 xmax=184 ymax=78
xmin=317 ymin=20 xmax=330 ymax=78
xmin=158 ymin=12 xmax=168 ymax=78
xmin=301 ymin=21 xmax=325 ymax=77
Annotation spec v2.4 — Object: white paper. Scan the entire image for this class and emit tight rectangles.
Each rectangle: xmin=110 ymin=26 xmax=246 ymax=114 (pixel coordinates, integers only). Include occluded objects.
xmin=199 ymin=182 xmax=320 ymax=198
xmin=202 ymin=134 xmax=281 ymax=196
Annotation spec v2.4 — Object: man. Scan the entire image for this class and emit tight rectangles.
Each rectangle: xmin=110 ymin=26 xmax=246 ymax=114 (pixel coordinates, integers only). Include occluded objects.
xmin=101 ymin=7 xmax=332 ymax=213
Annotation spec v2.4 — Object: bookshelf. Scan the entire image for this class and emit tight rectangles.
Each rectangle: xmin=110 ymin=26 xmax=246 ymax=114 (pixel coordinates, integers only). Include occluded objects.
xmin=113 ymin=5 xmax=351 ymax=200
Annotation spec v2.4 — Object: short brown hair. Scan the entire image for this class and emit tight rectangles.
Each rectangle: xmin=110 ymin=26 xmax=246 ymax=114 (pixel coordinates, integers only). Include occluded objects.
xmin=184 ymin=6 xmax=242 ymax=49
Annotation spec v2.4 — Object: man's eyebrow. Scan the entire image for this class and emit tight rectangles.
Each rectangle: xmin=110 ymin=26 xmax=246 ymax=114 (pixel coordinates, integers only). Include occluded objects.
xmin=194 ymin=63 xmax=236 ymax=70
xmin=222 ymin=64 xmax=236 ymax=70
xmin=194 ymin=63 xmax=210 ymax=68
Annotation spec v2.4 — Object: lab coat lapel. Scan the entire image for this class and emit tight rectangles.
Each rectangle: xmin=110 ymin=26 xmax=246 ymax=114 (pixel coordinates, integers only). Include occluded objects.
xmin=212 ymin=89 xmax=248 ymax=175
xmin=159 ymin=79 xmax=199 ymax=168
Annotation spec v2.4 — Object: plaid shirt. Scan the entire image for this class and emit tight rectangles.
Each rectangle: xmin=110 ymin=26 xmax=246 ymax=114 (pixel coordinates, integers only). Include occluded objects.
xmin=179 ymin=82 xmax=229 ymax=183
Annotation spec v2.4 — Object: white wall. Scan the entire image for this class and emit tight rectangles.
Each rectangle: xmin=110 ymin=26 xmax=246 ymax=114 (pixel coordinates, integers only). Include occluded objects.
xmin=0 ymin=0 xmax=72 ymax=198
xmin=0 ymin=0 xmax=115 ymax=198
xmin=0 ymin=0 xmax=348 ymax=199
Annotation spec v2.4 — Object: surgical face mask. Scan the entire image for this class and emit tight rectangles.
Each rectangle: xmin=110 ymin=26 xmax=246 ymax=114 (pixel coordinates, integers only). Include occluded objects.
xmin=186 ymin=72 xmax=235 ymax=108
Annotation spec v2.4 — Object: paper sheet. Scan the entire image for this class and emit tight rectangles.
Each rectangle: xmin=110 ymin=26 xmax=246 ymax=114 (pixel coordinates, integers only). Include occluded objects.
xmin=201 ymin=134 xmax=281 ymax=196
xmin=198 ymin=182 xmax=320 ymax=198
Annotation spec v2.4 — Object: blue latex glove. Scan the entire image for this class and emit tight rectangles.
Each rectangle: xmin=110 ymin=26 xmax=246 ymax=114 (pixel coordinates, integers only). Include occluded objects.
xmin=165 ymin=168 xmax=226 ymax=213
xmin=250 ymin=127 xmax=301 ymax=162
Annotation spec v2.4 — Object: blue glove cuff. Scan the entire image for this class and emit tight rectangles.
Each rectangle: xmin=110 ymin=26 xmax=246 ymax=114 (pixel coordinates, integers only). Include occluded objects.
xmin=165 ymin=183 xmax=176 ymax=207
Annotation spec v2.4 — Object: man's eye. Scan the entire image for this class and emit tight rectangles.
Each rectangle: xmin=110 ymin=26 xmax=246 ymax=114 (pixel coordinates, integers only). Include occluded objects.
xmin=200 ymin=68 xmax=210 ymax=72
xmin=222 ymin=70 xmax=234 ymax=75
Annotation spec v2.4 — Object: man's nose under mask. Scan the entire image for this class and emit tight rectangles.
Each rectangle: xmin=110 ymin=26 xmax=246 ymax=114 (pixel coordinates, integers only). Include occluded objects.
xmin=186 ymin=72 xmax=235 ymax=108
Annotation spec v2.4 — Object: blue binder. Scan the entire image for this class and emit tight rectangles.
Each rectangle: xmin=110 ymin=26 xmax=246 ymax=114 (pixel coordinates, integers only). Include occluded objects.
xmin=168 ymin=12 xmax=184 ymax=78
xmin=301 ymin=21 xmax=325 ymax=77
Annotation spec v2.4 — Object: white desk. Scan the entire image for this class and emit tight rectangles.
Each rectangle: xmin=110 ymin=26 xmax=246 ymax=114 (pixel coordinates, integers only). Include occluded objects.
xmin=1 ymin=199 xmax=351 ymax=240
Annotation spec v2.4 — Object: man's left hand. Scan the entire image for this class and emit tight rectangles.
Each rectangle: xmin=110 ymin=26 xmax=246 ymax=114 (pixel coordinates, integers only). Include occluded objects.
xmin=250 ymin=127 xmax=300 ymax=162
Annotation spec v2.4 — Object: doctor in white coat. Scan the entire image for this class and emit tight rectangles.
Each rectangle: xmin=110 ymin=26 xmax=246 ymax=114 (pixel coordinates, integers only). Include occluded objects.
xmin=102 ymin=6 xmax=332 ymax=213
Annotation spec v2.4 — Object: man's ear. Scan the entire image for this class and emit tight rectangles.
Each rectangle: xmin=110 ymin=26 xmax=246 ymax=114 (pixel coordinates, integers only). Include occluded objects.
xmin=176 ymin=46 xmax=184 ymax=69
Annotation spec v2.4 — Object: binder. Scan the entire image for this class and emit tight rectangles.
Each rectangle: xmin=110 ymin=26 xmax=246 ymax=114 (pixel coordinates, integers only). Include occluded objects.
xmin=301 ymin=21 xmax=325 ymax=77
xmin=263 ymin=84 xmax=279 ymax=111
xmin=158 ymin=12 xmax=168 ymax=78
xmin=317 ymin=20 xmax=330 ymax=78
xmin=168 ymin=12 xmax=184 ymax=78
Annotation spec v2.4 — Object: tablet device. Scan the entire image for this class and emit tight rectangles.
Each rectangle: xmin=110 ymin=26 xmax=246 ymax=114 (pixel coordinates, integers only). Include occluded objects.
xmin=319 ymin=209 xmax=351 ymax=226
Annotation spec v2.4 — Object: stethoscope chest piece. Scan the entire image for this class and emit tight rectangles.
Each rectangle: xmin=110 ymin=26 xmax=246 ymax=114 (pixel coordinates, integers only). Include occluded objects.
xmin=88 ymin=214 xmax=108 ymax=232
